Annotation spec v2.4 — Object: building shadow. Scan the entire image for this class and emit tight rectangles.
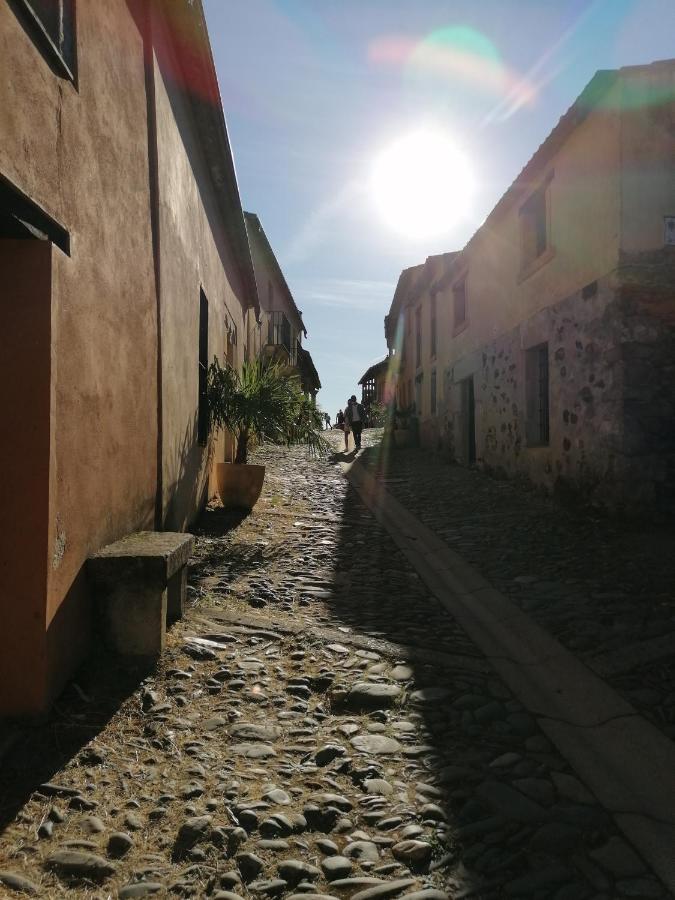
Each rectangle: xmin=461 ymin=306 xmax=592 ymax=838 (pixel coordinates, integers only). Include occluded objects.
xmin=0 ymin=651 xmax=155 ymax=833
xmin=311 ymin=435 xmax=617 ymax=897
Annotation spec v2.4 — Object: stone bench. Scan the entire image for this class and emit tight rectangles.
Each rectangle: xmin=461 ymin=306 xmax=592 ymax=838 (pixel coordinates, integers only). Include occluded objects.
xmin=88 ymin=531 xmax=195 ymax=656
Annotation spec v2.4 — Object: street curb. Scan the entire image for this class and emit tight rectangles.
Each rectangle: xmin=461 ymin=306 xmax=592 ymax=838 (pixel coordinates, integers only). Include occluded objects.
xmin=343 ymin=455 xmax=675 ymax=893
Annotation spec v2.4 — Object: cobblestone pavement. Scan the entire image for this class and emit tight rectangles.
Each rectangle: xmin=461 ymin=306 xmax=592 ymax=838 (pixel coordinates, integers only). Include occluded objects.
xmin=359 ymin=442 xmax=675 ymax=741
xmin=0 ymin=431 xmax=669 ymax=898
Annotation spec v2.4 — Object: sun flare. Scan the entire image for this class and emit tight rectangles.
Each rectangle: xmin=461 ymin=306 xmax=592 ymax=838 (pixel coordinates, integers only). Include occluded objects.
xmin=370 ymin=129 xmax=475 ymax=240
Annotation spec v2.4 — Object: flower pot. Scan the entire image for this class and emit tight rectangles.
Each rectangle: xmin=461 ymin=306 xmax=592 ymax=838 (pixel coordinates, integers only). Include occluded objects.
xmin=216 ymin=462 xmax=266 ymax=510
xmin=393 ymin=428 xmax=411 ymax=448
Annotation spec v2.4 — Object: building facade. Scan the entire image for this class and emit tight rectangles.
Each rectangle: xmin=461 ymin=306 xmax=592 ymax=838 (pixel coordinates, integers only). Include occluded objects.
xmin=0 ymin=0 xmax=258 ymax=714
xmin=386 ymin=61 xmax=675 ymax=513
xmin=244 ymin=211 xmax=320 ymax=399
xmin=358 ymin=357 xmax=391 ymax=416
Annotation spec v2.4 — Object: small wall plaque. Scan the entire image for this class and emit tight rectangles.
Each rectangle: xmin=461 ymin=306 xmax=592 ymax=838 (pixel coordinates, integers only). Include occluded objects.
xmin=665 ymin=216 xmax=675 ymax=245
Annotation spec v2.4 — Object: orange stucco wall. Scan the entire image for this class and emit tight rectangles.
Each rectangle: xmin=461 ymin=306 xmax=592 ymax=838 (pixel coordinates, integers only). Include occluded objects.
xmin=0 ymin=1 xmax=253 ymax=715
xmin=151 ymin=16 xmax=248 ymax=530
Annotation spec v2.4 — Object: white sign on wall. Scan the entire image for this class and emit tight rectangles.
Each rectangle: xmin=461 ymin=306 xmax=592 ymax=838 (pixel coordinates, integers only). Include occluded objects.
xmin=665 ymin=216 xmax=675 ymax=245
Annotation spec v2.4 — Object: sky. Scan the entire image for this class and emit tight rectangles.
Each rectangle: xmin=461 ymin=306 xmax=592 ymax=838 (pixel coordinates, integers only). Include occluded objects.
xmin=203 ymin=0 xmax=675 ymax=418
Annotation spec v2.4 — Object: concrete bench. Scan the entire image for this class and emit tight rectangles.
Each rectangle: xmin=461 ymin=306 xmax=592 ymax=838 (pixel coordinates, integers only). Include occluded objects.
xmin=88 ymin=531 xmax=195 ymax=656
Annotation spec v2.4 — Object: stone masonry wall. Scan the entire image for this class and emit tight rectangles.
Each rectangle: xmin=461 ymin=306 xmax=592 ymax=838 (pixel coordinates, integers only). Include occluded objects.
xmin=618 ymin=252 xmax=675 ymax=514
xmin=439 ymin=265 xmax=675 ymax=513
xmin=441 ymin=275 xmax=632 ymax=510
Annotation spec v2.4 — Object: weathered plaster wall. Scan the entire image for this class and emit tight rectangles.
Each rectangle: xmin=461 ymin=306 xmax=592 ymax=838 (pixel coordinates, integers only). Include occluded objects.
xmin=151 ymin=21 xmax=248 ymax=530
xmin=436 ymin=90 xmax=622 ymax=384
xmin=0 ymin=0 xmax=158 ymax=713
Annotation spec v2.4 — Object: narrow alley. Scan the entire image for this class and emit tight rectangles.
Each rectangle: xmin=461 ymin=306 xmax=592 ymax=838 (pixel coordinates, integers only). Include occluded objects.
xmin=0 ymin=432 xmax=671 ymax=899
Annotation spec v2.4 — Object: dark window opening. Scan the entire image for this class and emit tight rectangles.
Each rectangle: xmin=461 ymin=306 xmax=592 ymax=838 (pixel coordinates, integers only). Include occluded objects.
xmin=430 ymin=369 xmax=437 ymax=415
xmin=453 ymin=277 xmax=467 ymax=329
xmin=525 ymin=343 xmax=550 ymax=446
xmin=225 ymin=320 xmax=236 ymax=370
xmin=415 ymin=307 xmax=421 ymax=368
xmin=198 ymin=290 xmax=209 ymax=446
xmin=414 ymin=373 xmax=423 ymax=415
xmin=521 ymin=182 xmax=549 ymax=268
xmin=268 ymin=310 xmax=291 ymax=353
xmin=0 ymin=174 xmax=70 ymax=254
xmin=430 ymin=294 xmax=437 ymax=357
xmin=15 ymin=0 xmax=76 ymax=80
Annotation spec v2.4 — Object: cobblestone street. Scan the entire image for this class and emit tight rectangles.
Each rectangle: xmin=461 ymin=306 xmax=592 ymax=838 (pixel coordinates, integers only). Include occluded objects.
xmin=358 ymin=444 xmax=675 ymax=739
xmin=0 ymin=432 xmax=672 ymax=899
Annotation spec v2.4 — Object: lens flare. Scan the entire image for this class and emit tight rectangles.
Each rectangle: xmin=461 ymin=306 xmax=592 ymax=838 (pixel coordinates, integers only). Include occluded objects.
xmin=369 ymin=26 xmax=538 ymax=116
xmin=370 ymin=129 xmax=475 ymax=240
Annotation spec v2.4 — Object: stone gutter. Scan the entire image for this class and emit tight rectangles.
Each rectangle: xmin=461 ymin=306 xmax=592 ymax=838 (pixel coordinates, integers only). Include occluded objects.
xmin=343 ymin=455 xmax=675 ymax=892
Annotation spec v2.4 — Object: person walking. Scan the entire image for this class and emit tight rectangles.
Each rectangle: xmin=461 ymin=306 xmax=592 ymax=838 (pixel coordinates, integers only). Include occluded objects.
xmin=339 ymin=407 xmax=350 ymax=451
xmin=324 ymin=412 xmax=331 ymax=430
xmin=345 ymin=395 xmax=364 ymax=450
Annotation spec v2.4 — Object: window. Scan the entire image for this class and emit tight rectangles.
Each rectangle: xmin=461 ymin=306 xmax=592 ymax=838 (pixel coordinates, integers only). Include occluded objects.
xmin=225 ymin=319 xmax=236 ymax=369
xmin=430 ymin=294 xmax=437 ymax=357
xmin=268 ymin=310 xmax=291 ymax=352
xmin=520 ymin=180 xmax=550 ymax=270
xmin=415 ymin=307 xmax=421 ymax=368
xmin=430 ymin=369 xmax=437 ymax=415
xmin=414 ymin=373 xmax=423 ymax=415
xmin=18 ymin=0 xmax=76 ymax=79
xmin=525 ymin=343 xmax=549 ymax=446
xmin=453 ymin=277 xmax=467 ymax=330
xmin=198 ymin=290 xmax=209 ymax=446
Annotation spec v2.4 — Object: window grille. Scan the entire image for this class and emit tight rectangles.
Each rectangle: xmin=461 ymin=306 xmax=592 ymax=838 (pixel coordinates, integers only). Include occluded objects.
xmin=525 ymin=343 xmax=549 ymax=446
xmin=415 ymin=307 xmax=421 ymax=368
xmin=268 ymin=311 xmax=291 ymax=352
xmin=18 ymin=0 xmax=76 ymax=78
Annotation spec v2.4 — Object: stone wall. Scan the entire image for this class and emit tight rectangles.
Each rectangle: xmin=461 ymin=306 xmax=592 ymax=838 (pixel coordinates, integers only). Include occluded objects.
xmin=440 ymin=266 xmax=675 ymax=513
xmin=442 ymin=276 xmax=625 ymax=507
xmin=618 ymin=253 xmax=675 ymax=513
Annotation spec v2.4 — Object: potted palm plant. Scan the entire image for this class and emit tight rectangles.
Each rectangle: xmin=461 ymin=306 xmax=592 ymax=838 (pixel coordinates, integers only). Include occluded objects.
xmin=207 ymin=357 xmax=329 ymax=509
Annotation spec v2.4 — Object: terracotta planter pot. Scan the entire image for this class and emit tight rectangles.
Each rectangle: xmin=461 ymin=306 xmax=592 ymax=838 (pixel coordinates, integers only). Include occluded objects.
xmin=216 ymin=462 xmax=266 ymax=510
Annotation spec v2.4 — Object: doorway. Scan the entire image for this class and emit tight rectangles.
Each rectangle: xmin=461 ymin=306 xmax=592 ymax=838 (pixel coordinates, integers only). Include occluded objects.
xmin=460 ymin=375 xmax=476 ymax=465
xmin=0 ymin=238 xmax=53 ymax=713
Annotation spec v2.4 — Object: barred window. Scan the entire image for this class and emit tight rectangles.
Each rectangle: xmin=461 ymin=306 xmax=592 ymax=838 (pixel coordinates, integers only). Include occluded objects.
xmin=525 ymin=343 xmax=549 ymax=446
xmin=18 ymin=0 xmax=76 ymax=79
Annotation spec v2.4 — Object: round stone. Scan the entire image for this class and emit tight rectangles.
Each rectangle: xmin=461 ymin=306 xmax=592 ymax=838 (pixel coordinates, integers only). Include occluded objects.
xmin=321 ymin=857 xmax=353 ymax=880
xmin=350 ymin=735 xmax=401 ymax=755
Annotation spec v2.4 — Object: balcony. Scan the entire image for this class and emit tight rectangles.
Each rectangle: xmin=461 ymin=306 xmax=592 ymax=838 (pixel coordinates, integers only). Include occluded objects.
xmin=267 ymin=310 xmax=291 ymax=354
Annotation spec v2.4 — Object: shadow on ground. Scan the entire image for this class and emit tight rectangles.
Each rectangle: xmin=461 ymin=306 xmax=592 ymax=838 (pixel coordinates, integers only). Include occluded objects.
xmin=0 ymin=653 xmax=155 ymax=833
xmin=310 ymin=436 xmax=640 ymax=898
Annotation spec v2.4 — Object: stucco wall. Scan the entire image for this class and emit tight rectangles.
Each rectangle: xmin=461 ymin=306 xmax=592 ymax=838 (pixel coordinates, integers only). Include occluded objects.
xmin=0 ymin=0 xmax=158 ymax=713
xmin=0 ymin=0 xmax=254 ymax=714
xmin=151 ymin=22 xmax=249 ymax=531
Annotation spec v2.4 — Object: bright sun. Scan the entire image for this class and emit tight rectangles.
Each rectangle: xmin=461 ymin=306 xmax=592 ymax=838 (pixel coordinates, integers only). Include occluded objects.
xmin=370 ymin=130 xmax=475 ymax=240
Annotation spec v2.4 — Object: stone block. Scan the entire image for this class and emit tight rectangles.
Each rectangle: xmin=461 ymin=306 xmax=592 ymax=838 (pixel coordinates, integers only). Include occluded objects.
xmin=88 ymin=531 xmax=194 ymax=656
